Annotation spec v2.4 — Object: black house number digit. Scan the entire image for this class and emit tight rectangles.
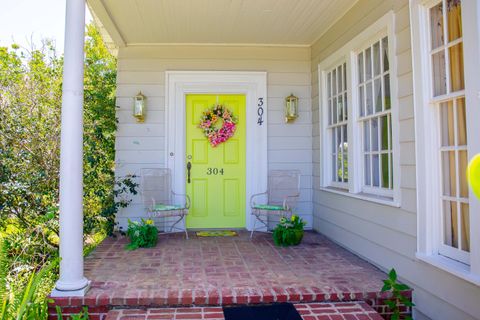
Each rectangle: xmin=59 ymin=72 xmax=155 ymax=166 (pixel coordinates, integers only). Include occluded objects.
xmin=257 ymin=98 xmax=264 ymax=126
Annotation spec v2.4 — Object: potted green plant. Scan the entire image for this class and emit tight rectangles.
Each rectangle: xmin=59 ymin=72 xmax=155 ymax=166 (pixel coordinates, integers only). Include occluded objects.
xmin=272 ymin=214 xmax=306 ymax=246
xmin=125 ymin=218 xmax=158 ymax=250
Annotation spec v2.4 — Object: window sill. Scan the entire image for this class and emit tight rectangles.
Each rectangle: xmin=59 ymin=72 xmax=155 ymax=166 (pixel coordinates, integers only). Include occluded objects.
xmin=416 ymin=252 xmax=480 ymax=286
xmin=319 ymin=186 xmax=401 ymax=208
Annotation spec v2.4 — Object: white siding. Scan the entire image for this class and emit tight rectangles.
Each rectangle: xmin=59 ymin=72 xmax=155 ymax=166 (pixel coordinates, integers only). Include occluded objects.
xmin=311 ymin=1 xmax=480 ymax=319
xmin=115 ymin=45 xmax=313 ymax=229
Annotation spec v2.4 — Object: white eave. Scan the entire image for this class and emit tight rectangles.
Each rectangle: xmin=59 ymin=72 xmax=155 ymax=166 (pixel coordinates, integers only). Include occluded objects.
xmin=87 ymin=0 xmax=358 ymax=53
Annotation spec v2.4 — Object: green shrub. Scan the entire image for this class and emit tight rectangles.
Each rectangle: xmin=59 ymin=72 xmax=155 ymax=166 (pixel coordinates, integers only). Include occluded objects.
xmin=272 ymin=215 xmax=306 ymax=247
xmin=56 ymin=306 xmax=89 ymax=320
xmin=126 ymin=219 xmax=158 ymax=250
xmin=0 ymin=238 xmax=57 ymax=320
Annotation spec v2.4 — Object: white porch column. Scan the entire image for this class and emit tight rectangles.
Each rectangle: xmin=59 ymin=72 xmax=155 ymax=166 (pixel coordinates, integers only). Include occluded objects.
xmin=52 ymin=0 xmax=89 ymax=297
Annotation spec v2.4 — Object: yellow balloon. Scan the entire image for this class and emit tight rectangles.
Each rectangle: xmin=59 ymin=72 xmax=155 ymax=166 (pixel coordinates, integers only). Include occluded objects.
xmin=468 ymin=154 xmax=480 ymax=200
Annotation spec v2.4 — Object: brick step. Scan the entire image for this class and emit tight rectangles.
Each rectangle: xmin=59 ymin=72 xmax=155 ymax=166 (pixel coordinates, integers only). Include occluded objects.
xmin=105 ymin=302 xmax=383 ymax=320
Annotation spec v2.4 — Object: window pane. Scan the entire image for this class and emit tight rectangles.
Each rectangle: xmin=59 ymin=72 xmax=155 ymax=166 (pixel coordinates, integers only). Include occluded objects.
xmin=457 ymin=98 xmax=467 ymax=145
xmin=440 ymin=101 xmax=455 ymax=146
xmin=382 ymin=37 xmax=389 ymax=72
xmin=332 ymin=69 xmax=337 ymax=95
xmin=461 ymin=203 xmax=470 ymax=252
xmin=328 ymin=99 xmax=332 ymax=125
xmin=332 ymin=128 xmax=336 ymax=153
xmin=373 ymin=41 xmax=381 ymax=76
xmin=337 ymin=128 xmax=342 ymax=181
xmin=366 ymin=82 xmax=373 ymax=115
xmin=338 ymin=65 xmax=343 ymax=92
xmin=371 ymin=118 xmax=379 ymax=151
xmin=332 ymin=155 xmax=336 ymax=181
xmin=364 ymin=121 xmax=370 ymax=152
xmin=384 ymin=74 xmax=391 ymax=109
xmin=327 ymin=72 xmax=332 ymax=98
xmin=358 ymin=52 xmax=364 ymax=83
xmin=459 ymin=150 xmax=468 ymax=198
xmin=365 ymin=47 xmax=372 ymax=80
xmin=443 ymin=200 xmax=458 ymax=248
xmin=343 ymin=63 xmax=347 ymax=91
xmin=430 ymin=2 xmax=444 ymax=49
xmin=381 ymin=153 xmax=389 ymax=188
xmin=344 ymin=93 xmax=348 ymax=121
xmin=374 ymin=78 xmax=382 ymax=112
xmin=333 ymin=97 xmax=337 ymax=124
xmin=338 ymin=95 xmax=343 ymax=121
xmin=442 ymin=151 xmax=457 ymax=197
xmin=372 ymin=154 xmax=380 ymax=187
xmin=432 ymin=50 xmax=447 ymax=96
xmin=449 ymin=43 xmax=465 ymax=92
xmin=343 ymin=125 xmax=348 ymax=182
xmin=365 ymin=155 xmax=371 ymax=186
xmin=447 ymin=0 xmax=462 ymax=42
xmin=380 ymin=115 xmax=389 ymax=150
xmin=359 ymin=85 xmax=365 ymax=116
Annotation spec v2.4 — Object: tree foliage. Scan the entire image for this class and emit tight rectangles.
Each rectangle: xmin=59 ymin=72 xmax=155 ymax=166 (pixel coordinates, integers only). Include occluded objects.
xmin=0 ymin=24 xmax=131 ymax=280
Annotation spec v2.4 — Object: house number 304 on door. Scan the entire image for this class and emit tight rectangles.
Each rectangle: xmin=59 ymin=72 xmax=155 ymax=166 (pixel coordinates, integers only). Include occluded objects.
xmin=206 ymin=168 xmax=224 ymax=175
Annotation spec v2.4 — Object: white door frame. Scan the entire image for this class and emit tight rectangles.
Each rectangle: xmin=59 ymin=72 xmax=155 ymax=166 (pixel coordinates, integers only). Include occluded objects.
xmin=165 ymin=71 xmax=268 ymax=230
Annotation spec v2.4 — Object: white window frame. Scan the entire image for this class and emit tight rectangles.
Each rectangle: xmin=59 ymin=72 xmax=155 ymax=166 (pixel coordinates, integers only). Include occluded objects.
xmin=325 ymin=61 xmax=350 ymax=190
xmin=318 ymin=11 xmax=401 ymax=207
xmin=411 ymin=0 xmax=480 ymax=283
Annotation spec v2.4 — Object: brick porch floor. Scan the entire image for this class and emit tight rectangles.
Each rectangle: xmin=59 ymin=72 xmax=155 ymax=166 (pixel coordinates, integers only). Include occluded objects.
xmin=50 ymin=231 xmax=411 ymax=319
xmin=106 ymin=302 xmax=384 ymax=320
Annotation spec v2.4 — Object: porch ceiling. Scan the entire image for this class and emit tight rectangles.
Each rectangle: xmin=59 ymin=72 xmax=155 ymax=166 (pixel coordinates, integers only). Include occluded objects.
xmin=87 ymin=0 xmax=357 ymax=47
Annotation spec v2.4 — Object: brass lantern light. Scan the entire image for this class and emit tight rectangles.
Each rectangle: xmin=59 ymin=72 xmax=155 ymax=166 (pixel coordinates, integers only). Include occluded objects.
xmin=133 ymin=91 xmax=146 ymax=123
xmin=285 ymin=93 xmax=299 ymax=123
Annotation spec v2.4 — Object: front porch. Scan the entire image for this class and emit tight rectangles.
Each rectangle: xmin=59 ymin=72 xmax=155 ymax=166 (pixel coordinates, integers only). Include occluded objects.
xmin=50 ymin=231 xmax=410 ymax=319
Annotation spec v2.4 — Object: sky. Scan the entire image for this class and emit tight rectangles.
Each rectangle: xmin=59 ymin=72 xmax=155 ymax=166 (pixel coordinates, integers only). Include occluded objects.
xmin=0 ymin=0 xmax=92 ymax=53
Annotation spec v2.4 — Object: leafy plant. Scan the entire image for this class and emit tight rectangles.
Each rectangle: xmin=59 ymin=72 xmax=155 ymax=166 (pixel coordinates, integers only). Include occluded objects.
xmin=0 ymin=238 xmax=58 ymax=320
xmin=272 ymin=215 xmax=306 ymax=247
xmin=126 ymin=219 xmax=158 ymax=250
xmin=56 ymin=306 xmax=89 ymax=320
xmin=381 ymin=268 xmax=415 ymax=320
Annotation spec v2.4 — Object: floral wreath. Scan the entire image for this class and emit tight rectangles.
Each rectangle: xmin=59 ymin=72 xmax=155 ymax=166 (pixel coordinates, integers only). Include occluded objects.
xmin=199 ymin=105 xmax=237 ymax=147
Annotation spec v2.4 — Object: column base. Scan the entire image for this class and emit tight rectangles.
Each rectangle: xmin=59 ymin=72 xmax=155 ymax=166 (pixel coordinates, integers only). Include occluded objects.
xmin=51 ymin=279 xmax=91 ymax=297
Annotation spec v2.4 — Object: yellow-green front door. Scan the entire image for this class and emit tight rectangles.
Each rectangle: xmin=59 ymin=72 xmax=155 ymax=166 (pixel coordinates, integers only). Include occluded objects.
xmin=185 ymin=94 xmax=246 ymax=229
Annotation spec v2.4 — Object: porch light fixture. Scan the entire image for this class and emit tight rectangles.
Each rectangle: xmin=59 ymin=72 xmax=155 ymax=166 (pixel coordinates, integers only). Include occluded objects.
xmin=285 ymin=94 xmax=299 ymax=123
xmin=133 ymin=91 xmax=146 ymax=123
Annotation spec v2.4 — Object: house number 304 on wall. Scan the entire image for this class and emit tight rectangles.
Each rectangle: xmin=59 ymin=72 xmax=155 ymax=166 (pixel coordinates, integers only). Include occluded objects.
xmin=257 ymin=97 xmax=264 ymax=126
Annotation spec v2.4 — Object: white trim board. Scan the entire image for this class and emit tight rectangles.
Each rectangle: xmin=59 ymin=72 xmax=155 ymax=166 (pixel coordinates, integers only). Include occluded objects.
xmin=165 ymin=71 xmax=268 ymax=231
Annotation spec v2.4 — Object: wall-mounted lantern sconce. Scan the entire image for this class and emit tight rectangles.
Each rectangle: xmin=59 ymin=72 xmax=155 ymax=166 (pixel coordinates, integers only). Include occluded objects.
xmin=285 ymin=93 xmax=299 ymax=123
xmin=133 ymin=91 xmax=146 ymax=123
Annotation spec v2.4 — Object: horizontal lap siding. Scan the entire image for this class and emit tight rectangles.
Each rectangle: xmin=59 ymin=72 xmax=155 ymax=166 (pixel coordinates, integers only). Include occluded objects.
xmin=311 ymin=1 xmax=480 ymax=319
xmin=115 ymin=45 xmax=313 ymax=229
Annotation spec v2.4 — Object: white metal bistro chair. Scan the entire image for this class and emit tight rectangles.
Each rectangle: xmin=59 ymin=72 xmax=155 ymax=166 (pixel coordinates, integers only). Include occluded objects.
xmin=250 ymin=170 xmax=301 ymax=238
xmin=141 ymin=168 xmax=190 ymax=239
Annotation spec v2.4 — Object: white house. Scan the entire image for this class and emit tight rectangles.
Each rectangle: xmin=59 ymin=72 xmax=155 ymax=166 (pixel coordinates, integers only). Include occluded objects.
xmin=54 ymin=0 xmax=480 ymax=319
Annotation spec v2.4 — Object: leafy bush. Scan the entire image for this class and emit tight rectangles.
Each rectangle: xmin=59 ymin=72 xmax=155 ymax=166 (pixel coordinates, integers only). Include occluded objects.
xmin=126 ymin=219 xmax=158 ymax=250
xmin=381 ymin=268 xmax=415 ymax=320
xmin=56 ymin=306 xmax=89 ymax=320
xmin=0 ymin=24 xmax=128 ymax=319
xmin=0 ymin=238 xmax=58 ymax=320
xmin=272 ymin=215 xmax=306 ymax=247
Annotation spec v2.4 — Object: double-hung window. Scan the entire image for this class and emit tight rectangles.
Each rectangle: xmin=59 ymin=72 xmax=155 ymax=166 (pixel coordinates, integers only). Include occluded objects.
xmin=412 ymin=0 xmax=480 ymax=279
xmin=326 ymin=62 xmax=349 ymax=187
xmin=357 ymin=37 xmax=393 ymax=196
xmin=319 ymin=12 xmax=398 ymax=205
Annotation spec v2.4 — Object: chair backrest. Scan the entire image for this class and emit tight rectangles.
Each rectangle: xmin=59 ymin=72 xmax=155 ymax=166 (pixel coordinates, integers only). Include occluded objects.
xmin=267 ymin=170 xmax=301 ymax=207
xmin=141 ymin=168 xmax=172 ymax=209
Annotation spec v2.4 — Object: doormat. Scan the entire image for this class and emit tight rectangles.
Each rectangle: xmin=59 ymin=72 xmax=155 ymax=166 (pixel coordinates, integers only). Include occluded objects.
xmin=223 ymin=303 xmax=302 ymax=320
xmin=196 ymin=230 xmax=238 ymax=237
